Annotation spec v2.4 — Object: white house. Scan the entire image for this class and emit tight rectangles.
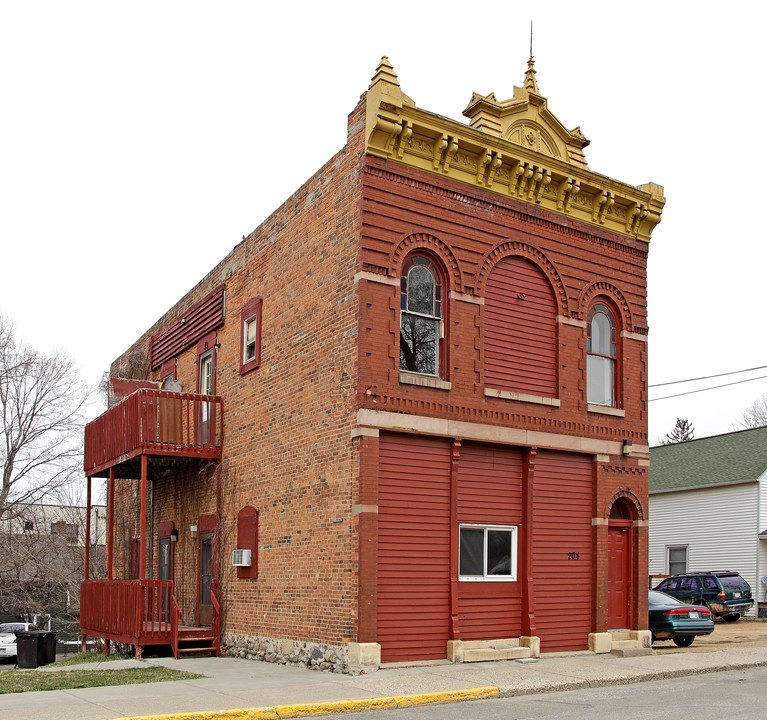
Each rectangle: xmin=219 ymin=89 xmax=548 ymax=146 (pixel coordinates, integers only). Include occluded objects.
xmin=649 ymin=426 xmax=767 ymax=612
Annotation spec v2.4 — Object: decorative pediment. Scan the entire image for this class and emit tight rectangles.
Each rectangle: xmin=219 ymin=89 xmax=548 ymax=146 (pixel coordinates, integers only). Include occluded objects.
xmin=363 ymin=57 xmax=665 ymax=243
xmin=505 ymin=120 xmax=561 ymax=159
xmin=462 ymin=58 xmax=590 ymax=168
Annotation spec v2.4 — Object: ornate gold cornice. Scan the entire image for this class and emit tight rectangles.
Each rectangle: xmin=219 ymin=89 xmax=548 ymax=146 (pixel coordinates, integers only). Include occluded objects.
xmin=364 ymin=57 xmax=664 ymax=243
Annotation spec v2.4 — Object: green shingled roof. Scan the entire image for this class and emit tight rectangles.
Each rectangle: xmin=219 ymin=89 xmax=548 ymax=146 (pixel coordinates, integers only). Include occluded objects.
xmin=650 ymin=426 xmax=767 ymax=492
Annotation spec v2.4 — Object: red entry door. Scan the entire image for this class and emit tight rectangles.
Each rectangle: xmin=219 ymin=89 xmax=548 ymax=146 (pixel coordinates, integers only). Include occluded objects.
xmin=198 ymin=532 xmax=213 ymax=626
xmin=607 ymin=524 xmax=631 ymax=629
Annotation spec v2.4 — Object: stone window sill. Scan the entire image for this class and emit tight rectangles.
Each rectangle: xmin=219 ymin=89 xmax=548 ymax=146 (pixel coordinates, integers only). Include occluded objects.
xmin=587 ymin=404 xmax=626 ymax=418
xmin=484 ymin=388 xmax=561 ymax=407
xmin=399 ymin=373 xmax=452 ymax=390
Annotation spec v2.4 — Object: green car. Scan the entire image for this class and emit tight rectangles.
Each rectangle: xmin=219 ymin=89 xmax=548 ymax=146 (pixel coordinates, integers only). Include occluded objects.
xmin=653 ymin=571 xmax=754 ymax=622
xmin=648 ymin=590 xmax=714 ymax=646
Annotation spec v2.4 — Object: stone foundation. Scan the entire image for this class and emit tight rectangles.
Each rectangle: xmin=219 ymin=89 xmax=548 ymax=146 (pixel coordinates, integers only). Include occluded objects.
xmin=221 ymin=633 xmax=348 ymax=673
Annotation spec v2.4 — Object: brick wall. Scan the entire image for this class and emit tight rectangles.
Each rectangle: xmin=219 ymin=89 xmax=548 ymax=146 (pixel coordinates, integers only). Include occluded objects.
xmin=357 ymin=156 xmax=649 ymax=445
xmin=109 ymin=98 xmax=367 ymax=646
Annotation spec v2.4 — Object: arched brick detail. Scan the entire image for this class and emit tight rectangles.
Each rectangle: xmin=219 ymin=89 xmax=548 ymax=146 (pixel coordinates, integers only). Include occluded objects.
xmin=389 ymin=232 xmax=462 ymax=292
xmin=606 ymin=489 xmax=645 ymax=521
xmin=474 ymin=241 xmax=569 ymax=316
xmin=578 ymin=282 xmax=633 ymax=331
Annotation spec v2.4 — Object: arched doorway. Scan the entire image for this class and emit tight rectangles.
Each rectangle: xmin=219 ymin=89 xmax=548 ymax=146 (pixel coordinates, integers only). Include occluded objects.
xmin=607 ymin=499 xmax=633 ymax=629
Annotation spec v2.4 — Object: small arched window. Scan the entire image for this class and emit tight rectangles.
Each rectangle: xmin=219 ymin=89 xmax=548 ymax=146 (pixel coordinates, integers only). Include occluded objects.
xmin=400 ymin=255 xmax=443 ymax=376
xmin=587 ymin=301 xmax=618 ymax=406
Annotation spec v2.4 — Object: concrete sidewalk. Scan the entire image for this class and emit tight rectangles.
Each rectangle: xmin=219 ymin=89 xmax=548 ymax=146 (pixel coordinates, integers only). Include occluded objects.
xmin=3 ymin=645 xmax=767 ymax=720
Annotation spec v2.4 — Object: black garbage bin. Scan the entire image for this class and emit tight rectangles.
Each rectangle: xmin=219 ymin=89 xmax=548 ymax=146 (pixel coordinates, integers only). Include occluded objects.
xmin=15 ymin=631 xmax=40 ymax=669
xmin=38 ymin=632 xmax=56 ymax=665
xmin=14 ymin=630 xmax=56 ymax=668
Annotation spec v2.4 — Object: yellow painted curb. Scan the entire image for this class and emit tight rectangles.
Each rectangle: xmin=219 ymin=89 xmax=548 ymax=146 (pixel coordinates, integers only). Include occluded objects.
xmin=116 ymin=686 xmax=499 ymax=720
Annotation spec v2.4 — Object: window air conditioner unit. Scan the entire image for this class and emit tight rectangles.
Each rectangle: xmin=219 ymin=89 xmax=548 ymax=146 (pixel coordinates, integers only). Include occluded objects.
xmin=232 ymin=549 xmax=252 ymax=567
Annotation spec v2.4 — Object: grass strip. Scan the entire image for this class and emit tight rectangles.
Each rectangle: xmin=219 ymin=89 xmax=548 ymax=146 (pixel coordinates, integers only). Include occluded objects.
xmin=0 ymin=666 xmax=201 ymax=694
xmin=53 ymin=651 xmax=133 ymax=666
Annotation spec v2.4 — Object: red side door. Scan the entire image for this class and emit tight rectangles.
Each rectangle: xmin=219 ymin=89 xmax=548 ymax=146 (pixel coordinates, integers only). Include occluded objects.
xmin=607 ymin=524 xmax=631 ymax=629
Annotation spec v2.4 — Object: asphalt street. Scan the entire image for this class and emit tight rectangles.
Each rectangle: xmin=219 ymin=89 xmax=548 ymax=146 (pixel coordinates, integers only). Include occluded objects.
xmin=332 ymin=667 xmax=767 ymax=720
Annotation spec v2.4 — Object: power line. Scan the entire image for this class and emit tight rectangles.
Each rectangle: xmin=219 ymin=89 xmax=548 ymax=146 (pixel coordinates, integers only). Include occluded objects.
xmin=649 ymin=364 xmax=767 ymax=388
xmin=649 ymin=374 xmax=767 ymax=402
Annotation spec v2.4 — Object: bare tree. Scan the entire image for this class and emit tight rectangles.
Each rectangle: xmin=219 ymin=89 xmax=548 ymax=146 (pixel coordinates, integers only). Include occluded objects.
xmin=663 ymin=418 xmax=695 ymax=444
xmin=0 ymin=492 xmax=105 ymax=627
xmin=0 ymin=316 xmax=90 ymax=521
xmin=734 ymin=393 xmax=767 ymax=430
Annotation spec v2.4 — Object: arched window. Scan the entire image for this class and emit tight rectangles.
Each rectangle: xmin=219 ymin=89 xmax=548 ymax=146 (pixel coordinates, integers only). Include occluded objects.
xmin=400 ymin=255 xmax=443 ymax=376
xmin=587 ymin=301 xmax=618 ymax=406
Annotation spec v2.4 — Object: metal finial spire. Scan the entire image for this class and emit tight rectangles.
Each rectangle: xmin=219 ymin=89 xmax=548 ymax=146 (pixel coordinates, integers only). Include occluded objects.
xmin=530 ymin=21 xmax=533 ymax=60
xmin=524 ymin=21 xmax=540 ymax=94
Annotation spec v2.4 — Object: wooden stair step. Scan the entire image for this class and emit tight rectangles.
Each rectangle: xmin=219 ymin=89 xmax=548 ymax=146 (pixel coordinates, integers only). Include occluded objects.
xmin=178 ymin=634 xmax=215 ymax=640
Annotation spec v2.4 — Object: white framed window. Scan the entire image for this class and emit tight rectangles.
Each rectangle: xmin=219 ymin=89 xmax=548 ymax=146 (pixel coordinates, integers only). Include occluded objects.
xmin=240 ymin=297 xmax=263 ymax=375
xmin=199 ymin=352 xmax=213 ymax=395
xmin=198 ymin=349 xmax=215 ymax=446
xmin=587 ymin=301 xmax=618 ymax=406
xmin=667 ymin=545 xmax=688 ymax=575
xmin=243 ymin=316 xmax=258 ymax=362
xmin=459 ymin=524 xmax=518 ymax=581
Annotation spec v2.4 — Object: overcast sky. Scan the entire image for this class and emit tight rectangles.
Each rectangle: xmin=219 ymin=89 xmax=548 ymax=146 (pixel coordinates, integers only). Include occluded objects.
xmin=2 ymin=1 xmax=765 ymax=445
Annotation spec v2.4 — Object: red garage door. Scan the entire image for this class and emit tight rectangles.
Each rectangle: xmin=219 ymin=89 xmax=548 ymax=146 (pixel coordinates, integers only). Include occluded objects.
xmin=377 ymin=433 xmax=451 ymax=662
xmin=532 ymin=451 xmax=593 ymax=651
xmin=456 ymin=442 xmax=524 ymax=640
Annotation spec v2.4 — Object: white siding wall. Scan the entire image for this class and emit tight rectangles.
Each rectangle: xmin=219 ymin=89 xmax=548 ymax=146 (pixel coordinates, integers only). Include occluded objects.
xmin=649 ymin=482 xmax=759 ymax=614
xmin=757 ymin=473 xmax=767 ymax=605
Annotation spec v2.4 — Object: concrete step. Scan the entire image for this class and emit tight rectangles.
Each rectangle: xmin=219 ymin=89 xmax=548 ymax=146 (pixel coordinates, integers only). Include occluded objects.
xmin=463 ymin=646 xmax=531 ymax=662
xmin=611 ymin=647 xmax=653 ymax=658
xmin=462 ymin=638 xmax=521 ymax=650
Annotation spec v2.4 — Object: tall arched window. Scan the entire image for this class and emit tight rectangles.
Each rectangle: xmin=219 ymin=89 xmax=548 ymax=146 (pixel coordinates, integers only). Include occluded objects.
xmin=400 ymin=255 xmax=443 ymax=376
xmin=587 ymin=301 xmax=618 ymax=406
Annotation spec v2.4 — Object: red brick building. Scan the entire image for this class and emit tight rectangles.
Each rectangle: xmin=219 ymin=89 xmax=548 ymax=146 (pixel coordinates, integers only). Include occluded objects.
xmin=82 ymin=57 xmax=664 ymax=671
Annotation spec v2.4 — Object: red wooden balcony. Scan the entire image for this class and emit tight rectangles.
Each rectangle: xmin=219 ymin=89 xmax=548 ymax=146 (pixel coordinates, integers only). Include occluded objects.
xmin=80 ymin=579 xmax=173 ymax=648
xmin=80 ymin=579 xmax=220 ymax=658
xmin=84 ymin=389 xmax=223 ymax=478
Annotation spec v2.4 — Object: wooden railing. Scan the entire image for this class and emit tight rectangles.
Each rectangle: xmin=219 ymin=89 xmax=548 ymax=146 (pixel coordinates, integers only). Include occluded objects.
xmin=84 ymin=389 xmax=223 ymax=476
xmin=80 ymin=579 xmax=175 ymax=647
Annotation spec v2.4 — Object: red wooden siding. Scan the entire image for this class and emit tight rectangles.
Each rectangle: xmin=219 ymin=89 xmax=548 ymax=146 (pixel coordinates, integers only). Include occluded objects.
xmin=150 ymin=285 xmax=225 ymax=370
xmin=377 ymin=433 xmax=451 ymax=662
xmin=484 ymin=256 xmax=558 ymax=396
xmin=532 ymin=451 xmax=593 ymax=651
xmin=456 ymin=442 xmax=524 ymax=640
